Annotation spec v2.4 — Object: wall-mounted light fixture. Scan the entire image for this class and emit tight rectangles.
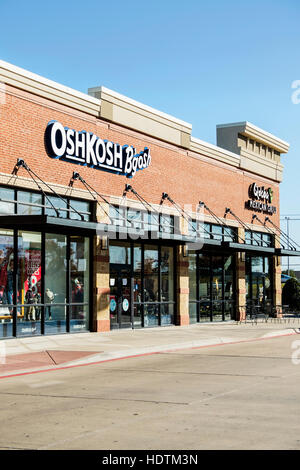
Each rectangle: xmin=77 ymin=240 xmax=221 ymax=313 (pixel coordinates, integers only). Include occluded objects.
xmin=182 ymin=244 xmax=188 ymax=257
xmin=101 ymin=236 xmax=108 ymax=251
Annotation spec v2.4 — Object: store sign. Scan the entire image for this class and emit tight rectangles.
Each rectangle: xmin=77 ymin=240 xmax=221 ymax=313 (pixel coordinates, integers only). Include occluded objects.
xmin=45 ymin=121 xmax=151 ymax=178
xmin=245 ymin=182 xmax=276 ymax=215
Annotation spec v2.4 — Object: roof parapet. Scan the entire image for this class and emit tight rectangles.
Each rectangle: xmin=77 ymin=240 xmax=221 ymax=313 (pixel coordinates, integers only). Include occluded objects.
xmin=0 ymin=59 xmax=100 ymax=116
xmin=88 ymin=86 xmax=192 ymax=149
xmin=216 ymin=121 xmax=289 ymax=154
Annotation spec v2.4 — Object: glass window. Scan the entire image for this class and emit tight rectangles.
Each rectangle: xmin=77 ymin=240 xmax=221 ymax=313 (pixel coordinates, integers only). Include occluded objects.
xmin=69 ymin=199 xmax=90 ymax=221
xmin=0 ymin=188 xmax=15 ymax=215
xmin=17 ymin=231 xmax=42 ymax=336
xmin=246 ymin=255 xmax=273 ymax=309
xmin=45 ymin=196 xmax=68 ymax=218
xmin=199 ymin=254 xmax=211 ymax=321
xmin=45 ymin=234 xmax=67 ymax=334
xmin=188 ymin=251 xmax=197 ymax=324
xmin=203 ymin=223 xmax=211 ymax=239
xmin=18 ymin=191 xmax=42 ymax=215
xmin=224 ymin=256 xmax=234 ymax=320
xmin=109 ymin=242 xmax=131 ymax=265
xmin=189 ymin=219 xmax=198 ymax=236
xmin=161 ymin=246 xmax=174 ymax=302
xmin=188 ymin=252 xmax=197 ymax=302
xmin=264 ymin=257 xmax=272 ymax=302
xmin=0 ymin=229 xmax=14 ymax=338
xmin=262 ymin=233 xmax=272 ymax=247
xmin=189 ymin=253 xmax=236 ymax=323
xmin=144 ymin=246 xmax=159 ymax=302
xmin=127 ymin=208 xmax=142 ymax=229
xmin=245 ymin=230 xmax=273 ymax=247
xmin=133 ymin=245 xmax=142 ymax=302
xmin=143 ymin=212 xmax=158 ymax=232
xmin=223 ymin=227 xmax=236 ymax=242
xmin=212 ymin=255 xmax=223 ymax=321
xmin=109 ymin=205 xmax=125 ymax=226
xmin=252 ymin=232 xmax=261 ymax=246
xmin=160 ymin=214 xmax=174 ymax=234
xmin=245 ymin=230 xmax=252 ymax=245
xmin=212 ymin=256 xmax=223 ymax=298
xmin=144 ymin=245 xmax=159 ymax=327
xmin=70 ymin=236 xmax=90 ymax=331
xmin=133 ymin=244 xmax=142 ymax=327
xmin=189 ymin=220 xmax=209 ymax=238
xmin=211 ymin=225 xmax=223 ymax=240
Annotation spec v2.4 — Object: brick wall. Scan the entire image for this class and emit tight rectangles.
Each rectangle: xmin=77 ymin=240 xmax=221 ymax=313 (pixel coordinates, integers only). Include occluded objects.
xmin=1 ymin=84 xmax=280 ymax=227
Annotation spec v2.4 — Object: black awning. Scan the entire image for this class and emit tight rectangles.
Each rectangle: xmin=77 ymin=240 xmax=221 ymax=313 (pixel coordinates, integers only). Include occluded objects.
xmin=222 ymin=241 xmax=275 ymax=255
xmin=6 ymin=216 xmax=286 ymax=254
xmin=157 ymin=232 xmax=222 ymax=247
xmin=0 ymin=215 xmax=99 ymax=235
xmin=0 ymin=215 xmax=190 ymax=243
xmin=275 ymin=248 xmax=300 ymax=257
xmin=0 ymin=215 xmax=153 ymax=239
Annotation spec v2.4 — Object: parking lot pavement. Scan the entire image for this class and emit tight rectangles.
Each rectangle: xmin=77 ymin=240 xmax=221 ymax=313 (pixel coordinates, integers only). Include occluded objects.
xmin=0 ymin=333 xmax=299 ymax=450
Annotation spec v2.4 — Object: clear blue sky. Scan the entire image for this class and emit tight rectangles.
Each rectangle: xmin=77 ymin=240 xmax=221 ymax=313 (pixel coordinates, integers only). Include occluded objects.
xmin=1 ymin=0 xmax=300 ymax=268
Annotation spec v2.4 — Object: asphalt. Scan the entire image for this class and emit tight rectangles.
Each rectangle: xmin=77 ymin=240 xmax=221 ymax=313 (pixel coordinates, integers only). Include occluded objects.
xmin=0 ymin=318 xmax=299 ymax=379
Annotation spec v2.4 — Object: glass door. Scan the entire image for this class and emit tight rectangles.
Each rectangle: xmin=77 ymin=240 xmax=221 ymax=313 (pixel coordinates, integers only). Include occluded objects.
xmin=44 ymin=233 xmax=67 ymax=335
xmin=224 ymin=255 xmax=234 ymax=320
xmin=109 ymin=243 xmax=132 ymax=329
xmin=69 ymin=236 xmax=90 ymax=332
xmin=144 ymin=245 xmax=159 ymax=327
xmin=212 ymin=256 xmax=223 ymax=321
xmin=199 ymin=254 xmax=211 ymax=322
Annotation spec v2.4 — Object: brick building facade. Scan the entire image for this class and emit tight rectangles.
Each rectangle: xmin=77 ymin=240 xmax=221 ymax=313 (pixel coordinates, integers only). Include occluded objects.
xmin=0 ymin=59 xmax=294 ymax=338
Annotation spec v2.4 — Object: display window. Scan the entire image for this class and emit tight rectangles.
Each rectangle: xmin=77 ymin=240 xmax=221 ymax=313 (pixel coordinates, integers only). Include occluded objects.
xmin=188 ymin=251 xmax=235 ymax=322
xmin=17 ymin=231 xmax=42 ymax=336
xmin=0 ymin=228 xmax=91 ymax=339
xmin=109 ymin=242 xmax=175 ymax=329
xmin=0 ymin=229 xmax=14 ymax=337
xmin=246 ymin=255 xmax=273 ymax=313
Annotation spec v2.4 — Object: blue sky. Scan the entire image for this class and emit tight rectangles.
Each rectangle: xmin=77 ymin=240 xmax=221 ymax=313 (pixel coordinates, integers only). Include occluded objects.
xmin=1 ymin=0 xmax=300 ymax=268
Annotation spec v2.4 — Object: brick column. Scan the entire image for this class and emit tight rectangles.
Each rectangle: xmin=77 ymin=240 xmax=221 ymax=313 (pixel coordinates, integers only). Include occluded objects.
xmin=273 ymin=233 xmax=282 ymax=317
xmin=175 ymin=210 xmax=191 ymax=326
xmin=236 ymin=227 xmax=246 ymax=321
xmin=92 ymin=202 xmax=111 ymax=332
xmin=176 ymin=244 xmax=190 ymax=326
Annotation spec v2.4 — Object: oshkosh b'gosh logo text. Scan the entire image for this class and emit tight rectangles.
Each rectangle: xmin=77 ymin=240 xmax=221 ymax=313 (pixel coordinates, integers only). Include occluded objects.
xmin=45 ymin=121 xmax=151 ymax=178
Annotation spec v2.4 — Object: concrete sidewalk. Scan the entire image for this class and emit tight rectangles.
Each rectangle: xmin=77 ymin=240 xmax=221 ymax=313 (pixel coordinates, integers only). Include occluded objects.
xmin=0 ymin=320 xmax=299 ymax=378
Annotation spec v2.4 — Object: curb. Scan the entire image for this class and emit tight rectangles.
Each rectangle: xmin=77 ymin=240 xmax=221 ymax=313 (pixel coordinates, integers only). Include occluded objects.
xmin=0 ymin=328 xmax=298 ymax=380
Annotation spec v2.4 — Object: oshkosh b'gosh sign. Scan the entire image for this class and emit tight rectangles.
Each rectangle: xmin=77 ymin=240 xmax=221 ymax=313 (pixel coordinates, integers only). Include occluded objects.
xmin=45 ymin=121 xmax=151 ymax=178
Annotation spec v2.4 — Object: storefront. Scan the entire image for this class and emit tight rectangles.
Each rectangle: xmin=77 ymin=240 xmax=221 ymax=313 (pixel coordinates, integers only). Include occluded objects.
xmin=0 ymin=59 xmax=298 ymax=338
xmin=0 ymin=186 xmax=92 ymax=337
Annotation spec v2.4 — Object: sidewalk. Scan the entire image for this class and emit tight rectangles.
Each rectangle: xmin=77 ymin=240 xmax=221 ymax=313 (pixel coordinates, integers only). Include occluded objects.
xmin=0 ymin=320 xmax=299 ymax=378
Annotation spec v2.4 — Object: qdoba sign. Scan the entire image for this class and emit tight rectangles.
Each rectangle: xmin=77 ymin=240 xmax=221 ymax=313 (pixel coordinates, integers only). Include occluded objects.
xmin=45 ymin=121 xmax=151 ymax=178
xmin=245 ymin=182 xmax=276 ymax=215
